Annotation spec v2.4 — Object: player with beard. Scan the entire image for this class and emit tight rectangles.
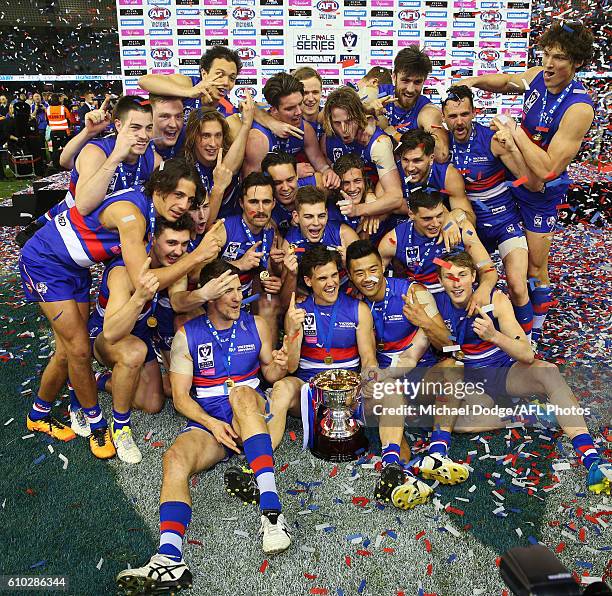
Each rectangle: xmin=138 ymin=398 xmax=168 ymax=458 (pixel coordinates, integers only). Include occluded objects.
xmin=441 ymin=85 xmax=540 ymax=336
xmin=279 ymin=186 xmax=359 ymax=307
xmin=207 ymin=172 xmax=284 ymax=340
xmin=366 ymin=46 xmax=449 ymax=162
xmin=321 ymin=87 xmax=404 ymax=218
xmin=243 ymin=72 xmax=340 ymax=190
xmin=83 ymin=216 xmax=194 ymax=463
xmin=462 ymin=22 xmax=595 ymax=342
xmin=379 ymin=190 xmax=497 ymax=314
xmin=19 ymin=159 xmax=222 ymax=459
xmin=182 ymin=95 xmax=254 ymax=220
xmin=261 ymin=150 xmax=323 ymax=236
xmin=427 ymin=251 xmax=611 ymax=496
xmin=116 ymin=259 xmax=292 ymax=594
xmin=394 ymin=129 xmax=475 ymax=242
xmin=149 ymin=94 xmax=186 ymax=159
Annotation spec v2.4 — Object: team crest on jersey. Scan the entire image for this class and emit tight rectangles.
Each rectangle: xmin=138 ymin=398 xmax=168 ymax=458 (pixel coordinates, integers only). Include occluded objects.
xmin=223 ymin=242 xmax=242 ymax=260
xmin=546 ymin=216 xmax=556 ymax=228
xmin=506 ymin=223 xmax=516 ymax=234
xmin=332 ymin=147 xmax=343 ymax=161
xmin=35 ymin=282 xmax=48 ymax=295
xmin=197 ymin=342 xmax=214 ymax=370
xmin=405 ymin=246 xmax=420 ymax=263
xmin=523 ymin=89 xmax=540 ymax=114
xmin=534 ymin=214 xmax=542 ymax=227
xmin=303 ymin=313 xmax=317 ymax=343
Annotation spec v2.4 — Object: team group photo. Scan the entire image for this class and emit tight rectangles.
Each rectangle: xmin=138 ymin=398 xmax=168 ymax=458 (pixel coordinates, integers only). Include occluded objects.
xmin=0 ymin=0 xmax=610 ymax=594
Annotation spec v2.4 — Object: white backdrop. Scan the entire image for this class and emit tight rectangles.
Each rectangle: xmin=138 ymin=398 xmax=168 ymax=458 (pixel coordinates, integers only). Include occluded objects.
xmin=116 ymin=0 xmax=532 ymax=117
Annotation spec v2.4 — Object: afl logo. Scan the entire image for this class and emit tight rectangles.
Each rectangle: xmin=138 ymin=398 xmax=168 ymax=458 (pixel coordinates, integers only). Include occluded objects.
xmin=480 ymin=10 xmax=502 ymax=23
xmin=478 ymin=49 xmax=500 ymax=62
xmin=235 ymin=87 xmax=257 ymax=100
xmin=316 ymin=0 xmax=339 ymax=11
xmin=233 ymin=7 xmax=255 ymax=20
xmin=398 ymin=9 xmax=420 ymax=22
xmin=151 ymin=48 xmax=173 ymax=61
xmin=237 ymin=47 xmax=256 ymax=61
xmin=148 ymin=7 xmax=171 ymax=20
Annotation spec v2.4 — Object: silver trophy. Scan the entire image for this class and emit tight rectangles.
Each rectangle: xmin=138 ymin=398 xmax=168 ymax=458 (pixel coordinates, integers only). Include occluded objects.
xmin=309 ymin=369 xmax=368 ymax=462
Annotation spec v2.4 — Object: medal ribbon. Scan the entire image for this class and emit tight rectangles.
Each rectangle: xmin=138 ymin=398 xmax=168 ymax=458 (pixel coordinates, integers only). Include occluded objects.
xmin=241 ymin=218 xmax=272 ymax=270
xmin=116 ymin=156 xmax=143 ymax=192
xmin=367 ymin=281 xmax=390 ymax=346
xmin=312 ymin=298 xmax=340 ymax=360
xmin=204 ymin=317 xmax=238 ymax=381
xmin=532 ymin=79 xmax=574 ymax=137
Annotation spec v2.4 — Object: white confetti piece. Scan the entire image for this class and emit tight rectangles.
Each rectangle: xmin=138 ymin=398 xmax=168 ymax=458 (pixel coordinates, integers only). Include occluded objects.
xmin=96 ymin=557 xmax=104 ymax=570
xmin=4 ymin=418 xmax=14 ymax=426
xmin=444 ymin=524 xmax=461 ymax=538
xmin=234 ymin=530 xmax=249 ymax=538
xmin=553 ymin=461 xmax=571 ymax=471
xmin=21 ymin=433 xmax=35 ymax=440
xmin=47 ymin=445 xmax=54 ymax=454
xmin=59 ymin=454 xmax=68 ymax=470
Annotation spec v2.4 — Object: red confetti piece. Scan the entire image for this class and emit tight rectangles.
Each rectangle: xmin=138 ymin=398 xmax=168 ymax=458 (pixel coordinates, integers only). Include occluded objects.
xmin=415 ymin=530 xmax=426 ymax=540
xmin=556 ymin=203 xmax=570 ymax=210
xmin=445 ymin=505 xmax=465 ymax=516
xmin=352 ymin=496 xmax=370 ymax=508
xmin=424 ymin=539 xmax=432 ymax=552
xmin=310 ymin=589 xmax=328 ymax=595
xmin=339 ymin=58 xmax=356 ymax=68
xmin=579 ymin=527 xmax=586 ymax=542
xmin=151 ymin=441 xmax=165 ymax=448
xmin=495 ymin=557 xmax=501 ymax=567
xmin=259 ymin=560 xmax=269 ymax=573
xmin=512 ymin=176 xmax=529 ymax=187
xmin=555 ymin=542 xmax=566 ymax=553
xmin=304 ymin=573 xmax=318 ymax=580
xmin=433 ymin=257 xmax=451 ymax=270
xmin=383 ymin=547 xmax=395 ymax=554
xmin=427 ymin=563 xmax=433 ymax=576
xmin=25 ymin=488 xmax=35 ymax=496
xmin=439 ymin=188 xmax=450 ymax=195
xmin=441 ymin=63 xmax=453 ymax=69
xmin=345 ymin=556 xmax=351 ymax=567
xmin=329 ymin=465 xmax=339 ymax=478
xmin=289 ymin=431 xmax=297 ymax=441
xmin=279 ymin=463 xmax=289 ymax=472
xmin=446 ymin=274 xmax=460 ymax=282
xmin=187 ymin=539 xmax=202 ymax=546
xmin=357 ymin=549 xmax=372 ymax=556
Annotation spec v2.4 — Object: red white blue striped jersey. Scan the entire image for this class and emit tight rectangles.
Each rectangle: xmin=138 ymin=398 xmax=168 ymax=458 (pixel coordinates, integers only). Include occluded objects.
xmin=394 ymin=220 xmax=464 ymax=294
xmin=434 ymin=290 xmax=514 ymax=368
xmin=450 ymin=122 xmax=520 ymax=227
xmin=184 ymin=310 xmax=262 ymax=404
xmin=22 ymin=186 xmax=152 ymax=270
xmin=368 ymin=278 xmax=438 ymax=368
xmin=298 ymin=292 xmax=360 ymax=381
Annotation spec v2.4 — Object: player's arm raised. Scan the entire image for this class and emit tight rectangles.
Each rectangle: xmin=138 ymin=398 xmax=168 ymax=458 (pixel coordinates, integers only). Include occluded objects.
xmin=461 ymin=67 xmax=542 ymax=94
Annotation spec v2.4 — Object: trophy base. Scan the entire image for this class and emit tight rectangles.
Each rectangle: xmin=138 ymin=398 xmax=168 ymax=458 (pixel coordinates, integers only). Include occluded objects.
xmin=311 ymin=428 xmax=369 ymax=462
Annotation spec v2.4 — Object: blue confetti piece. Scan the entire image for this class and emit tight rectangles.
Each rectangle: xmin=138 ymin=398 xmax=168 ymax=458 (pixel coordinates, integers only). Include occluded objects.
xmin=32 ymin=454 xmax=46 ymax=465
xmin=334 ymin=498 xmax=344 ymax=504
xmin=324 ymin=526 xmax=335 ymax=533
xmin=337 ymin=589 xmax=345 ymax=596
xmin=30 ymin=560 xmax=46 ymax=569
xmin=346 ymin=533 xmax=362 ymax=541
xmin=363 ymin=538 xmax=371 ymax=548
xmin=386 ymin=530 xmax=397 ymax=540
xmin=576 ymin=561 xmax=593 ymax=569
xmin=527 ymin=535 xmax=538 ymax=545
xmin=377 ymin=91 xmax=389 ymax=98
xmin=562 ymin=24 xmax=574 ymax=33
xmin=545 ymin=178 xmax=567 ymax=189
xmin=447 ymin=553 xmax=458 ymax=564
xmin=308 ymin=504 xmax=320 ymax=511
xmin=358 ymin=579 xmax=366 ymax=594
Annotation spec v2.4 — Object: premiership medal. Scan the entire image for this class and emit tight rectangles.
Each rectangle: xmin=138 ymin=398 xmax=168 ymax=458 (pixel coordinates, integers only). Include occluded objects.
xmin=532 ymin=132 xmax=542 ymax=142
xmin=260 ymin=270 xmax=270 ymax=281
xmin=225 ymin=378 xmax=235 ymax=388
xmin=454 ymin=350 xmax=465 ymax=361
xmin=324 ymin=355 xmax=333 ymax=365
xmin=146 ymin=316 xmax=158 ymax=328
xmin=289 ymin=243 xmax=297 ymax=253
xmin=377 ymin=342 xmax=384 ymax=351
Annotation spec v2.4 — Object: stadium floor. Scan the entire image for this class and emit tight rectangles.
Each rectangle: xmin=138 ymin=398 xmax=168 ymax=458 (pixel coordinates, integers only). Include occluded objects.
xmin=0 ymin=179 xmax=610 ymax=595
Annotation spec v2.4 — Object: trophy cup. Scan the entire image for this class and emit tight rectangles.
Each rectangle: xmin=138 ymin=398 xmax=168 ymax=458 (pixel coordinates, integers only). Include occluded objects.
xmin=309 ymin=369 xmax=369 ymax=462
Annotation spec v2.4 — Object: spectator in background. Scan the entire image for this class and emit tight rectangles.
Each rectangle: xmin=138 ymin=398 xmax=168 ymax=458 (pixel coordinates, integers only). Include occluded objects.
xmin=30 ymin=92 xmax=48 ymax=176
xmin=13 ymin=91 xmax=32 ymax=137
xmin=0 ymin=95 xmax=9 ymax=119
xmin=46 ymin=93 xmax=74 ymax=170
xmin=77 ymin=91 xmax=97 ymax=133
